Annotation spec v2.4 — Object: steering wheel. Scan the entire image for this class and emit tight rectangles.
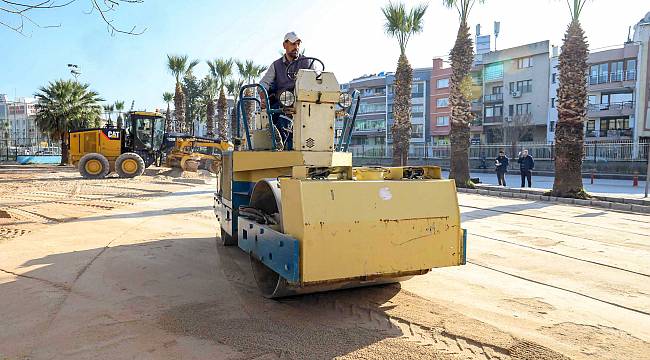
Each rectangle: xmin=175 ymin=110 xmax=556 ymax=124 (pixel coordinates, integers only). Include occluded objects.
xmin=286 ymin=57 xmax=325 ymax=81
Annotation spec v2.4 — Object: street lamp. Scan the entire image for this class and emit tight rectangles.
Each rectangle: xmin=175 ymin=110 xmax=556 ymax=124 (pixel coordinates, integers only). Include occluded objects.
xmin=67 ymin=64 xmax=81 ymax=81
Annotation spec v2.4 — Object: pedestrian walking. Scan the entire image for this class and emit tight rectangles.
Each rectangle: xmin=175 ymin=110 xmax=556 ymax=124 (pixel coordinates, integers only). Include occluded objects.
xmin=517 ymin=149 xmax=535 ymax=187
xmin=495 ymin=150 xmax=509 ymax=186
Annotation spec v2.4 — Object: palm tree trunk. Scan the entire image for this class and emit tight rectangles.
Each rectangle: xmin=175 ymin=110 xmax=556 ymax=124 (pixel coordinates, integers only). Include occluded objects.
xmin=174 ymin=82 xmax=185 ymax=133
xmin=552 ymin=20 xmax=588 ymax=198
xmin=244 ymin=88 xmax=256 ymax=133
xmin=165 ymin=104 xmax=173 ymax=132
xmin=217 ymin=89 xmax=228 ymax=140
xmin=206 ymin=100 xmax=215 ymax=137
xmin=230 ymin=99 xmax=239 ymax=140
xmin=391 ymin=54 xmax=412 ymax=166
xmin=449 ymin=22 xmax=473 ymax=187
xmin=59 ymin=134 xmax=68 ymax=166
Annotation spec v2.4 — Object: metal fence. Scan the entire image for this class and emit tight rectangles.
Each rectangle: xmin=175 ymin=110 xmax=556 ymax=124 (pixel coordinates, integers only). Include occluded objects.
xmin=348 ymin=140 xmax=650 ymax=162
xmin=0 ymin=136 xmax=60 ymax=162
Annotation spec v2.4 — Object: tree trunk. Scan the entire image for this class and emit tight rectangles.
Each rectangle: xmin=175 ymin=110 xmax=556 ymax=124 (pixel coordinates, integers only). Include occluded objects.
xmin=165 ymin=104 xmax=173 ymax=132
xmin=244 ymin=88 xmax=256 ymax=133
xmin=230 ymin=99 xmax=239 ymax=140
xmin=174 ymin=82 xmax=186 ymax=133
xmin=217 ymin=89 xmax=228 ymax=140
xmin=206 ymin=100 xmax=215 ymax=137
xmin=552 ymin=20 xmax=589 ymax=198
xmin=59 ymin=135 xmax=68 ymax=166
xmin=391 ymin=54 xmax=412 ymax=166
xmin=449 ymin=22 xmax=473 ymax=188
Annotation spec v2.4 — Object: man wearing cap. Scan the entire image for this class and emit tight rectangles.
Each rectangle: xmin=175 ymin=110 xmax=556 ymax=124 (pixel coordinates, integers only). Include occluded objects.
xmin=258 ymin=32 xmax=313 ymax=150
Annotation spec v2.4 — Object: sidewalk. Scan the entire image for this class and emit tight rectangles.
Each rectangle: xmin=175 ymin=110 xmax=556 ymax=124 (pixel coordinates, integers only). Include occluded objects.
xmin=442 ymin=171 xmax=648 ymax=199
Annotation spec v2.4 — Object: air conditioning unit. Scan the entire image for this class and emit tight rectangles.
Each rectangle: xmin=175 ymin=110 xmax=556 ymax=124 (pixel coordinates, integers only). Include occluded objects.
xmin=504 ymin=116 xmax=512 ymax=122
xmin=511 ymin=90 xmax=522 ymax=98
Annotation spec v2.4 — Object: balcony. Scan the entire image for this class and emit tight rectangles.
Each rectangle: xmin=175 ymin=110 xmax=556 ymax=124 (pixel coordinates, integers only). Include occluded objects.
xmin=587 ymin=101 xmax=634 ymax=117
xmin=483 ymin=116 xmax=503 ymax=125
xmin=588 ymin=71 xmax=637 ymax=88
xmin=483 ymin=93 xmax=503 ymax=103
xmin=586 ymin=129 xmax=632 ymax=138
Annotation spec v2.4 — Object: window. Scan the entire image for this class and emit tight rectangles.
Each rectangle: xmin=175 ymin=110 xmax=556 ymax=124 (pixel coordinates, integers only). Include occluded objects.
xmin=549 ymin=121 xmax=556 ymax=132
xmin=515 ymin=103 xmax=531 ymax=115
xmin=610 ymin=92 xmax=633 ymax=104
xmin=436 ymin=78 xmax=449 ymax=88
xmin=588 ymin=95 xmax=597 ymax=105
xmin=411 ymin=124 xmax=424 ymax=138
xmin=436 ymin=116 xmax=449 ymax=126
xmin=485 ymin=107 xmax=494 ymax=117
xmin=411 ymin=105 xmax=424 ymax=118
xmin=358 ymin=103 xmax=386 ymax=114
xmin=586 ymin=120 xmax=595 ymax=131
xmin=517 ymin=57 xmax=533 ymax=69
xmin=412 ymin=82 xmax=424 ymax=96
xmin=598 ymin=63 xmax=609 ymax=83
xmin=436 ymin=98 xmax=449 ymax=108
xmin=611 ymin=61 xmax=624 ymax=81
xmin=589 ymin=65 xmax=599 ymax=84
xmin=551 ymin=98 xmax=555 ymax=108
xmin=626 ymin=59 xmax=637 ymax=80
xmin=492 ymin=86 xmax=503 ymax=94
xmin=516 ymin=80 xmax=532 ymax=93
xmin=484 ymin=63 xmax=504 ymax=81
xmin=509 ymin=104 xmax=514 ymax=116
xmin=552 ymin=73 xmax=557 ymax=84
xmin=354 ymin=119 xmax=385 ymax=131
xmin=601 ymin=94 xmax=610 ymax=105
xmin=485 ymin=105 xmax=502 ymax=117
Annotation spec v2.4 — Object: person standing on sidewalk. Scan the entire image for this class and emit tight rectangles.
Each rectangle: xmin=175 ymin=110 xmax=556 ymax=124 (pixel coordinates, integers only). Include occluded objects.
xmin=495 ymin=150 xmax=509 ymax=186
xmin=517 ymin=149 xmax=535 ymax=187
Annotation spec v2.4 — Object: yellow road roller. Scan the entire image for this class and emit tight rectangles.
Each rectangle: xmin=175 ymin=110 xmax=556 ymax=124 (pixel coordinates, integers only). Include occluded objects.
xmin=214 ymin=58 xmax=466 ymax=298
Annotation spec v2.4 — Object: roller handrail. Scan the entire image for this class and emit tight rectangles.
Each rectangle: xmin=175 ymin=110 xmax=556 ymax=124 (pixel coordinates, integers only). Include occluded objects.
xmin=336 ymin=90 xmax=361 ymax=152
xmin=237 ymin=84 xmax=282 ymax=150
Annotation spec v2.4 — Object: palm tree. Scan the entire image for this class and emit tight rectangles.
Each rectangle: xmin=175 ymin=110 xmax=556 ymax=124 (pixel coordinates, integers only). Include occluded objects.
xmin=34 ymin=79 xmax=103 ymax=165
xmin=443 ymin=0 xmax=483 ymax=188
xmin=201 ymin=75 xmax=218 ymax=137
xmin=236 ymin=59 xmax=267 ymax=133
xmin=114 ymin=100 xmax=125 ymax=129
xmin=208 ymin=58 xmax=233 ymax=140
xmin=551 ymin=0 xmax=589 ymax=198
xmin=226 ymin=78 xmax=244 ymax=139
xmin=382 ymin=1 xmax=428 ymax=166
xmin=167 ymin=54 xmax=199 ymax=133
xmin=163 ymin=92 xmax=174 ymax=132
xmin=103 ymin=104 xmax=115 ymax=126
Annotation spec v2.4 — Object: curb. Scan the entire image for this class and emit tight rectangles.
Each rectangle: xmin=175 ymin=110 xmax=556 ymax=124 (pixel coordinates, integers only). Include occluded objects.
xmin=457 ymin=186 xmax=650 ymax=214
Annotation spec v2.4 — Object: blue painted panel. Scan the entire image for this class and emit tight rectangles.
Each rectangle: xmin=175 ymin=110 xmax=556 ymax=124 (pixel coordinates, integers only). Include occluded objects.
xmin=17 ymin=155 xmax=61 ymax=164
xmin=462 ymin=228 xmax=468 ymax=265
xmin=238 ymin=217 xmax=300 ymax=283
xmin=230 ymin=181 xmax=255 ymax=237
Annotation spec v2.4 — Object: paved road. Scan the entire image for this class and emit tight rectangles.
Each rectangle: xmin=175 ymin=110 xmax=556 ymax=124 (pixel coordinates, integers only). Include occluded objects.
xmin=1 ymin=182 xmax=649 ymax=359
xmin=442 ymin=170 xmax=648 ymax=198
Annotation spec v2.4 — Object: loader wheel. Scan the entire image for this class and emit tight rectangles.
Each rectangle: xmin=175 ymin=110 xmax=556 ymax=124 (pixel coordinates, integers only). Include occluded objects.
xmin=181 ymin=157 xmax=200 ymax=172
xmin=116 ymin=153 xmax=145 ymax=178
xmin=220 ymin=228 xmax=237 ymax=246
xmin=79 ymin=153 xmax=110 ymax=179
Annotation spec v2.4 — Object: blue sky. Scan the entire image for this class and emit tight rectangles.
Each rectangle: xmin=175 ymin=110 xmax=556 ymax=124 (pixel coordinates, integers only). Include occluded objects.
xmin=1 ymin=0 xmax=648 ymax=111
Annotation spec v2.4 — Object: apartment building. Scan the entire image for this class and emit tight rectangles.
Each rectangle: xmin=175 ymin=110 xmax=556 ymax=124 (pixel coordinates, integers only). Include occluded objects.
xmin=0 ymin=95 xmax=41 ymax=146
xmin=480 ymin=40 xmax=551 ymax=143
xmin=633 ymin=12 xmax=650 ymax=142
xmin=338 ymin=69 xmax=432 ymax=149
xmin=547 ymin=47 xmax=559 ymax=143
xmin=430 ymin=58 xmax=452 ymax=145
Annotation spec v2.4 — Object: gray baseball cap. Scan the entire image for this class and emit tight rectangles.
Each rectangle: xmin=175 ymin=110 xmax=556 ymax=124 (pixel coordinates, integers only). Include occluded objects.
xmin=284 ymin=32 xmax=300 ymax=43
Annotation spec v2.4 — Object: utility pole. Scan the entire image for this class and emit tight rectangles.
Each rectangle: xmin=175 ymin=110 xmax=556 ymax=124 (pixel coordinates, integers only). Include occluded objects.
xmin=645 ymin=143 xmax=649 ymax=197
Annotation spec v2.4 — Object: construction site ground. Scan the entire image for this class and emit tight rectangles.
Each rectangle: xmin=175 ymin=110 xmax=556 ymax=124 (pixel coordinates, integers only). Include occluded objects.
xmin=0 ymin=165 xmax=648 ymax=360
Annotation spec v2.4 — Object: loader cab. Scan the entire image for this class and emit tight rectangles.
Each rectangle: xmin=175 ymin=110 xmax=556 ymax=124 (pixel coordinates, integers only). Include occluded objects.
xmin=121 ymin=111 xmax=165 ymax=167
xmin=124 ymin=112 xmax=164 ymax=155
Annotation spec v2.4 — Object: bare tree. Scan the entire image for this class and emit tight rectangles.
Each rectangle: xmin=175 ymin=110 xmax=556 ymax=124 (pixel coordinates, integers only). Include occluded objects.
xmin=502 ymin=113 xmax=533 ymax=157
xmin=1 ymin=0 xmax=146 ymax=36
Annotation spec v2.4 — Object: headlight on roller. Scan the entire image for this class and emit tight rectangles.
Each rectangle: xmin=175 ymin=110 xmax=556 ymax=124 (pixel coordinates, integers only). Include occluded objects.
xmin=338 ymin=92 xmax=353 ymax=109
xmin=279 ymin=90 xmax=295 ymax=107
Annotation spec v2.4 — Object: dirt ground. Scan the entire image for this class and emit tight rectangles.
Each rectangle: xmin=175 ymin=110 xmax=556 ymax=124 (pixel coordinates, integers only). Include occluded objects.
xmin=0 ymin=165 xmax=648 ymax=360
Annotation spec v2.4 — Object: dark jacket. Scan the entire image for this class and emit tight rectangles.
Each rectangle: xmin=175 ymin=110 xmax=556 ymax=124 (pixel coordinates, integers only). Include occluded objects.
xmin=518 ymin=155 xmax=535 ymax=172
xmin=495 ymin=155 xmax=509 ymax=173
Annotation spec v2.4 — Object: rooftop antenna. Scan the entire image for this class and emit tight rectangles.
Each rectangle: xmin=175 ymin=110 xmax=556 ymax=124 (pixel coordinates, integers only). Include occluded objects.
xmin=626 ymin=26 xmax=632 ymax=43
xmin=494 ymin=21 xmax=500 ymax=51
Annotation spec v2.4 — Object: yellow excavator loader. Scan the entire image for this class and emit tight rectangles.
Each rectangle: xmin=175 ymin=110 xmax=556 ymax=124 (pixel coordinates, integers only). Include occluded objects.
xmin=162 ymin=134 xmax=232 ymax=173
xmin=214 ymin=57 xmax=466 ymax=298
